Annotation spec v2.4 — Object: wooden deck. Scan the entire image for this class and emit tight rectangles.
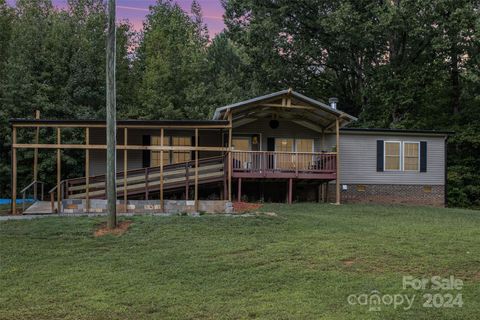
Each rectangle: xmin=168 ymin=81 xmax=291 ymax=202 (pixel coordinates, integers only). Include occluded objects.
xmin=232 ymin=151 xmax=337 ymax=180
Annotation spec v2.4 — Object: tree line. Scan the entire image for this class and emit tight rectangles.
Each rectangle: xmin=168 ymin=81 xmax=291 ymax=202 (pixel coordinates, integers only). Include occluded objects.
xmin=0 ymin=0 xmax=479 ymax=207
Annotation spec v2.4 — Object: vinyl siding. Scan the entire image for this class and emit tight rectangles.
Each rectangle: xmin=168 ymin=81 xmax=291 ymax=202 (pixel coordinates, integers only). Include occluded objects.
xmin=234 ymin=119 xmax=330 ymax=152
xmin=337 ymin=133 xmax=446 ymax=185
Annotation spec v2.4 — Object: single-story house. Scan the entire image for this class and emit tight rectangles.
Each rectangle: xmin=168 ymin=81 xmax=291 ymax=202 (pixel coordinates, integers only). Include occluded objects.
xmin=10 ymin=89 xmax=451 ymax=214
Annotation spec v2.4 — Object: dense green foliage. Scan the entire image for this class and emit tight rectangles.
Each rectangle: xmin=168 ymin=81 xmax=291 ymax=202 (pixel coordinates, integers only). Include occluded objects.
xmin=1 ymin=204 xmax=480 ymax=319
xmin=224 ymin=0 xmax=480 ymax=207
xmin=0 ymin=0 xmax=479 ymax=207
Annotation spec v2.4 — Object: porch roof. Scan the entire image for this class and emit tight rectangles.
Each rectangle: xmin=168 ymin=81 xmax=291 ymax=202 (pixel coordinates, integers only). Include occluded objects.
xmin=9 ymin=119 xmax=229 ymax=129
xmin=212 ymin=89 xmax=357 ymax=132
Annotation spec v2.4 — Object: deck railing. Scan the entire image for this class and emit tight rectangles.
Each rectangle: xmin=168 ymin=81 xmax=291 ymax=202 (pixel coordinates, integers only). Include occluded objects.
xmin=232 ymin=151 xmax=336 ymax=174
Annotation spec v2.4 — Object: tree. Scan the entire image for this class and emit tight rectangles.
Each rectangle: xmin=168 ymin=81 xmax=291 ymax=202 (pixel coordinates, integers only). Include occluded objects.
xmin=134 ymin=0 xmax=210 ymax=120
xmin=0 ymin=0 xmax=133 ymax=200
xmin=202 ymin=32 xmax=256 ymax=113
xmin=0 ymin=0 xmax=14 ymax=197
xmin=223 ymin=0 xmax=480 ymax=207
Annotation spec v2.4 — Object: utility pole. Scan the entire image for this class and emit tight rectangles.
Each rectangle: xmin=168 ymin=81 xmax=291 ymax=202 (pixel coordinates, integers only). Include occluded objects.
xmin=106 ymin=0 xmax=117 ymax=229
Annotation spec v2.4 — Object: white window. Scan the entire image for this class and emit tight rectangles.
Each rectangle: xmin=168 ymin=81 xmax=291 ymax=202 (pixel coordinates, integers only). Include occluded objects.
xmin=403 ymin=142 xmax=420 ymax=171
xmin=384 ymin=141 xmax=401 ymax=171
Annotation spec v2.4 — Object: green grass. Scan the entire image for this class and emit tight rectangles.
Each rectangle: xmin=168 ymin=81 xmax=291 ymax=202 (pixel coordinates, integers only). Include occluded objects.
xmin=1 ymin=204 xmax=479 ymax=319
xmin=0 ymin=204 xmax=11 ymax=215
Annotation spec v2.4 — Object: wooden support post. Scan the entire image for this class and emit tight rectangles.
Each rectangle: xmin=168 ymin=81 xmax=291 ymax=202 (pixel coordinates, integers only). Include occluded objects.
xmin=185 ymin=163 xmax=189 ymax=200
xmin=223 ymin=158 xmax=227 ymax=200
xmin=11 ymin=127 xmax=17 ymax=215
xmin=321 ymin=129 xmax=325 ymax=151
xmin=85 ymin=128 xmax=90 ymax=213
xmin=228 ymin=111 xmax=232 ymax=202
xmin=194 ymin=128 xmax=199 ymax=212
xmin=50 ymin=192 xmax=54 ymax=213
xmin=56 ymin=127 xmax=61 ymax=213
xmin=123 ymin=127 xmax=127 ymax=212
xmin=237 ymin=178 xmax=242 ymax=202
xmin=160 ymin=128 xmax=164 ymax=212
xmin=33 ymin=110 xmax=40 ymax=199
xmin=145 ymin=168 xmax=149 ymax=200
xmin=288 ymin=178 xmax=293 ymax=204
xmin=335 ymin=118 xmax=340 ymax=205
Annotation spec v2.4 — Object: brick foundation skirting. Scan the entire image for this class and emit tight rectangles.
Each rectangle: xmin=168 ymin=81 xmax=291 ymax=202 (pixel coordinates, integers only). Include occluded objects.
xmin=328 ymin=184 xmax=445 ymax=207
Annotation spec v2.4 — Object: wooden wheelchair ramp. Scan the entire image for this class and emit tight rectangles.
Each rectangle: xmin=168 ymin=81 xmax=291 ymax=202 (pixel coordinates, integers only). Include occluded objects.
xmin=23 ymin=201 xmax=57 ymax=214
xmin=64 ymin=156 xmax=226 ymax=200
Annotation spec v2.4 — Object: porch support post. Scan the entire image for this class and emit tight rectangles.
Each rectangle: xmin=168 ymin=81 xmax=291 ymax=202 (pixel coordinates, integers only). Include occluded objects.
xmin=56 ymin=127 xmax=61 ymax=213
xmin=123 ymin=127 xmax=127 ymax=212
xmin=335 ymin=118 xmax=340 ymax=205
xmin=237 ymin=178 xmax=242 ymax=202
xmin=160 ymin=128 xmax=164 ymax=212
xmin=145 ymin=168 xmax=149 ymax=200
xmin=221 ymin=128 xmax=227 ymax=200
xmin=85 ymin=128 xmax=90 ymax=213
xmin=321 ymin=129 xmax=325 ymax=151
xmin=227 ymin=111 xmax=232 ymax=202
xmin=185 ymin=163 xmax=189 ymax=200
xmin=33 ymin=110 xmax=40 ymax=200
xmin=223 ymin=157 xmax=227 ymax=200
xmin=11 ymin=126 xmax=17 ymax=215
xmin=194 ymin=128 xmax=199 ymax=212
xmin=288 ymin=178 xmax=293 ymax=204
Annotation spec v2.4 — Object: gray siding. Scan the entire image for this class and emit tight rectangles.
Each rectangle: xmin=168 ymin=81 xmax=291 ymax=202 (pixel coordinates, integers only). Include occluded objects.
xmin=234 ymin=119 xmax=329 ymax=152
xmin=338 ymin=133 xmax=446 ymax=185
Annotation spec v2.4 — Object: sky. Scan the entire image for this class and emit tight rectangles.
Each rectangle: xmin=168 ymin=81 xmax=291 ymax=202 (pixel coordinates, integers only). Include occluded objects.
xmin=8 ymin=0 xmax=226 ymax=35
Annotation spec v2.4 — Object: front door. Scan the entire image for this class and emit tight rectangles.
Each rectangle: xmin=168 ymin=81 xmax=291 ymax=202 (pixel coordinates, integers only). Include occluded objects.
xmin=295 ymin=139 xmax=314 ymax=170
xmin=274 ymin=138 xmax=295 ymax=170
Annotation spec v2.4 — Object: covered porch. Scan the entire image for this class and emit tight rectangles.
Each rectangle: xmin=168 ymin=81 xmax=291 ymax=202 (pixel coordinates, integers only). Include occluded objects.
xmin=213 ymin=89 xmax=357 ymax=204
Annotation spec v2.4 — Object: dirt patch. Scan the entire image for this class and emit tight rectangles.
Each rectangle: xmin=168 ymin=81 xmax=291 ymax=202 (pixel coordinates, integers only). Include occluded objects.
xmin=233 ymin=202 xmax=263 ymax=213
xmin=341 ymin=258 xmax=358 ymax=266
xmin=94 ymin=220 xmax=132 ymax=237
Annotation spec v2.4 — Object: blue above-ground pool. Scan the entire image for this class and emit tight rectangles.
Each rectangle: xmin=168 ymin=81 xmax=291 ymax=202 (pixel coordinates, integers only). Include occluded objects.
xmin=0 ymin=199 xmax=35 ymax=205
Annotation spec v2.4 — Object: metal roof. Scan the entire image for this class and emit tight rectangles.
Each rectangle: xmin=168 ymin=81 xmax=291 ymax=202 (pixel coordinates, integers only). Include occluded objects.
xmin=212 ymin=89 xmax=357 ymax=132
xmin=9 ymin=119 xmax=229 ymax=127
xmin=340 ymin=127 xmax=454 ymax=136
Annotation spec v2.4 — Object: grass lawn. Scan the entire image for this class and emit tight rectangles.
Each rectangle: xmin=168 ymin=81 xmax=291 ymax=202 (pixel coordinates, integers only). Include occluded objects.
xmin=1 ymin=204 xmax=479 ymax=319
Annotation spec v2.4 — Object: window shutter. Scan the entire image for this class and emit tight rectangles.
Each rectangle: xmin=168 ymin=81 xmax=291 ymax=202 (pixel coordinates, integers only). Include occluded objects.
xmin=267 ymin=137 xmax=275 ymax=151
xmin=267 ymin=137 xmax=275 ymax=170
xmin=142 ymin=135 xmax=151 ymax=168
xmin=420 ymin=141 xmax=427 ymax=172
xmin=376 ymin=140 xmax=384 ymax=172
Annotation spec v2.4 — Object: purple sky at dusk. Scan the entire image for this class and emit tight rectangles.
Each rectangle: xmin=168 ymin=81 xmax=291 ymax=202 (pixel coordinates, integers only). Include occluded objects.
xmin=7 ymin=0 xmax=226 ymax=35
xmin=114 ymin=0 xmax=226 ymax=34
